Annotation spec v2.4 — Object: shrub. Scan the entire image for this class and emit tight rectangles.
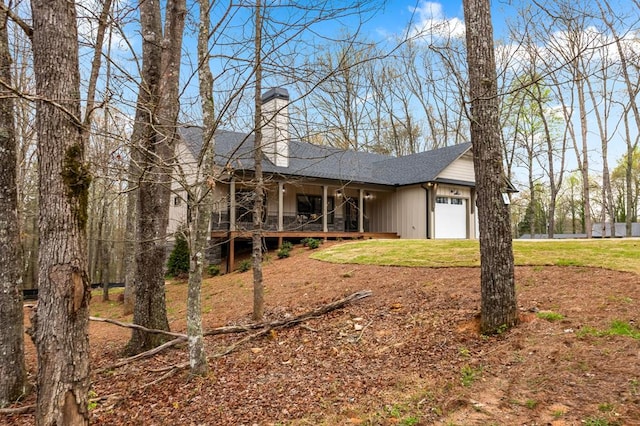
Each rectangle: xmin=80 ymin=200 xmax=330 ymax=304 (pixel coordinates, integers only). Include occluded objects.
xmin=277 ymin=240 xmax=294 ymax=259
xmin=307 ymin=238 xmax=321 ymax=249
xmin=238 ymin=259 xmax=252 ymax=272
xmin=277 ymin=248 xmax=290 ymax=259
xmin=166 ymin=233 xmax=189 ymax=277
xmin=207 ymin=264 xmax=221 ymax=276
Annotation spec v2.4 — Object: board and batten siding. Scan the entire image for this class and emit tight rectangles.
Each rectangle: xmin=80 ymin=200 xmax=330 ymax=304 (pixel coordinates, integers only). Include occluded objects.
xmin=366 ymin=191 xmax=397 ymax=233
xmin=437 ymin=153 xmax=475 ymax=182
xmin=396 ymin=185 xmax=427 ymax=238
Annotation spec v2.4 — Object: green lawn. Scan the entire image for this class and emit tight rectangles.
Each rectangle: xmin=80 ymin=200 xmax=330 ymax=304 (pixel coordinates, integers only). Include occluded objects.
xmin=311 ymin=239 xmax=640 ymax=274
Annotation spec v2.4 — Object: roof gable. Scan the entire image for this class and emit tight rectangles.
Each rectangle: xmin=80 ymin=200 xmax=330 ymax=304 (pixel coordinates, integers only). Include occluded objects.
xmin=373 ymin=143 xmax=472 ymax=186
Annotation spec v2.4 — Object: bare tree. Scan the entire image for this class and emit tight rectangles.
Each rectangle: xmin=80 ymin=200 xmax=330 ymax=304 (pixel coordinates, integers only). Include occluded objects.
xmin=582 ymin=39 xmax=617 ymax=237
xmin=30 ymin=0 xmax=92 ymax=422
xmin=126 ymin=0 xmax=187 ymax=355
xmin=307 ymin=38 xmax=377 ymax=150
xmin=400 ymin=36 xmax=468 ymax=150
xmin=252 ymin=0 xmax=265 ymax=321
xmin=0 ymin=0 xmax=26 ymax=407
xmin=601 ymin=0 xmax=640 ymax=236
xmin=183 ymin=0 xmax=216 ymax=377
xmin=463 ymin=0 xmax=518 ymax=333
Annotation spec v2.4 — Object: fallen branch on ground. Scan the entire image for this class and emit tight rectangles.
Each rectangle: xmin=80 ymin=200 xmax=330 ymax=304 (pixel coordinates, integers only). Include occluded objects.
xmin=89 ymin=316 xmax=186 ymax=339
xmin=94 ymin=336 xmax=187 ymax=374
xmin=135 ymin=290 xmax=373 ymax=388
xmin=0 ymin=405 xmax=35 ymax=415
xmin=95 ymin=290 xmax=373 ymax=374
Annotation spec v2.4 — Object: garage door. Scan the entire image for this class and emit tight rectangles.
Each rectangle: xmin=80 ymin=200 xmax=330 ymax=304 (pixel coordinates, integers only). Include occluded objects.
xmin=435 ymin=197 xmax=467 ymax=239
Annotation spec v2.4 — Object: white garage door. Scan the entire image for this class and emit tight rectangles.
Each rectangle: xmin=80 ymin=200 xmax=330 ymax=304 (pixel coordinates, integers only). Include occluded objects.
xmin=435 ymin=197 xmax=467 ymax=239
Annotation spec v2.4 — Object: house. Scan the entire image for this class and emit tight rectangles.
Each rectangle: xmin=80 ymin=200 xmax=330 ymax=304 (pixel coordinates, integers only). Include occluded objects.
xmin=169 ymin=88 xmax=480 ymax=270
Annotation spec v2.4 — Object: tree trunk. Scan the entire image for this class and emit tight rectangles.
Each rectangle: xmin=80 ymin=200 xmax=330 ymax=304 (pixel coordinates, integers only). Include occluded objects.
xmin=122 ymin=161 xmax=137 ymax=314
xmin=602 ymin=3 xmax=640 ymax=236
xmin=125 ymin=0 xmax=164 ymax=353
xmin=528 ymin=152 xmax=535 ymax=238
xmin=99 ymin=208 xmax=110 ymax=302
xmin=127 ymin=0 xmax=187 ymax=355
xmin=575 ymin=75 xmax=592 ymax=237
xmin=463 ymin=0 xmax=517 ymax=334
xmin=30 ymin=0 xmax=91 ymax=424
xmin=0 ymin=1 xmax=27 ymax=407
xmin=252 ymin=0 xmax=265 ymax=321
xmin=184 ymin=0 xmax=216 ymax=377
xmin=624 ymin=119 xmax=635 ymax=235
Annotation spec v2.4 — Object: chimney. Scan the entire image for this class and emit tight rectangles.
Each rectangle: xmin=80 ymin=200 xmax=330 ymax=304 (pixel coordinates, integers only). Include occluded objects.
xmin=261 ymin=87 xmax=289 ymax=168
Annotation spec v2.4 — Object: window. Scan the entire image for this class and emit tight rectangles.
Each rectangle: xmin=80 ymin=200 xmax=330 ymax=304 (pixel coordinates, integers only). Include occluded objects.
xmin=174 ymin=196 xmax=181 ymax=206
xmin=297 ymin=195 xmax=334 ymax=224
xmin=451 ymin=198 xmax=463 ymax=205
xmin=236 ymin=190 xmax=267 ymax=223
xmin=436 ymin=196 xmax=449 ymax=204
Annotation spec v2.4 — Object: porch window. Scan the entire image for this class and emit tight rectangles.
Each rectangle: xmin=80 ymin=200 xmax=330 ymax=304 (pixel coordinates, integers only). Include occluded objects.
xmin=236 ymin=190 xmax=267 ymax=223
xmin=297 ymin=194 xmax=334 ymax=224
xmin=436 ymin=196 xmax=449 ymax=204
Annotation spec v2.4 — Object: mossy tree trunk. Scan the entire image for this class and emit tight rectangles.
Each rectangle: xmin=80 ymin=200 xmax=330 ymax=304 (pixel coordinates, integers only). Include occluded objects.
xmin=31 ymin=0 xmax=92 ymax=423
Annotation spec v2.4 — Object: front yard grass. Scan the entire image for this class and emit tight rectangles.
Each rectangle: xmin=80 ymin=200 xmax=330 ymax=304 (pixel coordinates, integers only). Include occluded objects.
xmin=311 ymin=239 xmax=640 ymax=274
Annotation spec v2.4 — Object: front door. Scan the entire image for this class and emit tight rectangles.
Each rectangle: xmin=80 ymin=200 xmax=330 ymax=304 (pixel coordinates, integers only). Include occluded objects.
xmin=344 ymin=198 xmax=359 ymax=231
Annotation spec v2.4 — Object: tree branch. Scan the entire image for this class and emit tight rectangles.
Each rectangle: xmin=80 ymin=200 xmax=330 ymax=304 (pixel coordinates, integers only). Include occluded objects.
xmin=0 ymin=3 xmax=32 ymax=39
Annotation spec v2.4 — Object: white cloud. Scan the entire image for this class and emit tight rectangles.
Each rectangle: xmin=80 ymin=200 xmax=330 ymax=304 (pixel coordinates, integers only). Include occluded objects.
xmin=408 ymin=1 xmax=465 ymax=41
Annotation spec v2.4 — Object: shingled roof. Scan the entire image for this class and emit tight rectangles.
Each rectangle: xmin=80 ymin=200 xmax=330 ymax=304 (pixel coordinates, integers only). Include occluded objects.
xmin=178 ymin=126 xmax=473 ymax=187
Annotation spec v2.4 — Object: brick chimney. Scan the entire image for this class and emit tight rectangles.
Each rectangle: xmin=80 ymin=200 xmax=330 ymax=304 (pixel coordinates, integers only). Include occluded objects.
xmin=261 ymin=87 xmax=289 ymax=168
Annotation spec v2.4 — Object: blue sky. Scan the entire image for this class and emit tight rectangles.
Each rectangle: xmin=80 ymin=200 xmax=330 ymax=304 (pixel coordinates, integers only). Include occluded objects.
xmin=361 ymin=0 xmax=514 ymax=41
xmin=367 ymin=0 xmax=464 ymax=35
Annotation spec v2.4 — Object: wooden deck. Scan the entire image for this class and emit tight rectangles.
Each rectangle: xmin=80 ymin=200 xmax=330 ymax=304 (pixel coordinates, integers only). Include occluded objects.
xmin=210 ymin=230 xmax=399 ymax=272
xmin=211 ymin=230 xmax=399 ymax=239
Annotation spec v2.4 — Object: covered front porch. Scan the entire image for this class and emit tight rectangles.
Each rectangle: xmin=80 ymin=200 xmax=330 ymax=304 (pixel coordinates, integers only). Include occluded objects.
xmin=207 ymin=178 xmax=399 ymax=271
xmin=210 ymin=178 xmax=398 ymax=235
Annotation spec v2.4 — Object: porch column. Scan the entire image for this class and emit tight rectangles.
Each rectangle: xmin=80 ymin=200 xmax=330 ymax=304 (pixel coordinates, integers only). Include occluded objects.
xmin=229 ymin=178 xmax=236 ymax=231
xmin=430 ymin=183 xmax=438 ymax=239
xmin=322 ymin=185 xmax=328 ymax=232
xmin=278 ymin=181 xmax=284 ymax=231
xmin=358 ymin=188 xmax=364 ymax=233
xmin=466 ymin=191 xmax=471 ymax=239
xmin=424 ymin=184 xmax=432 ymax=239
xmin=470 ymin=188 xmax=477 ymax=239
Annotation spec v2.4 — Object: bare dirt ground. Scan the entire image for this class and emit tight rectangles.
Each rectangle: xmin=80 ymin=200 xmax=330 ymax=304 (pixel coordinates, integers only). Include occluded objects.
xmin=4 ymin=243 xmax=640 ymax=425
